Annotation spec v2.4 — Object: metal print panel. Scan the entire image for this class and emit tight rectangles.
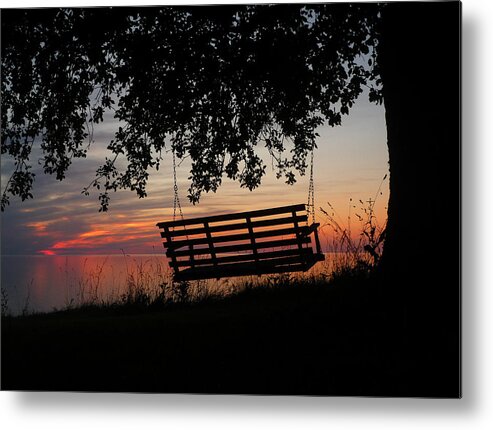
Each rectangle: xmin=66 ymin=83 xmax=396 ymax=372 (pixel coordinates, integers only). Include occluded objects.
xmin=1 ymin=1 xmax=461 ymax=397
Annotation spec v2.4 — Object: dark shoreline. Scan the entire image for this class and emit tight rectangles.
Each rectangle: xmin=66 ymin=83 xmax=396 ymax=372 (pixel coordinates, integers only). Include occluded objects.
xmin=1 ymin=276 xmax=459 ymax=397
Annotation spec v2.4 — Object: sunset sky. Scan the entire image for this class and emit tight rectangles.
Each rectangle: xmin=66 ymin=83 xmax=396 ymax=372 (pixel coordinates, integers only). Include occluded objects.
xmin=1 ymin=90 xmax=389 ymax=256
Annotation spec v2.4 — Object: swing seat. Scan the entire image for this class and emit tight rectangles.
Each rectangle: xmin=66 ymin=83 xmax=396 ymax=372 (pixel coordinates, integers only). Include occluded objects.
xmin=157 ymin=204 xmax=325 ymax=282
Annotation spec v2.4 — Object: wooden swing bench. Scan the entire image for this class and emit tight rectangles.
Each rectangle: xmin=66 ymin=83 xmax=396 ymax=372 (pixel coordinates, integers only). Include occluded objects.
xmin=157 ymin=203 xmax=324 ymax=282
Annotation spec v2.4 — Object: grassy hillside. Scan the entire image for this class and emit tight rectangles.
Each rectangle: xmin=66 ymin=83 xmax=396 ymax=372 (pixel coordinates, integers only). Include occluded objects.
xmin=2 ymin=273 xmax=440 ymax=396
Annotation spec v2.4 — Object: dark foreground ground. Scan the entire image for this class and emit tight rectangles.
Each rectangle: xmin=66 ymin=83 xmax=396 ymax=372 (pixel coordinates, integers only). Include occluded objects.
xmin=1 ymin=277 xmax=459 ymax=396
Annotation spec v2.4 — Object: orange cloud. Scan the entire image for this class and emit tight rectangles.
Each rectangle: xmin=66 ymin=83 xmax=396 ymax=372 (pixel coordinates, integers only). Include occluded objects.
xmin=26 ymin=221 xmax=49 ymax=235
xmin=79 ymin=230 xmax=110 ymax=239
xmin=26 ymin=219 xmax=70 ymax=237
xmin=43 ymin=220 xmax=160 ymax=254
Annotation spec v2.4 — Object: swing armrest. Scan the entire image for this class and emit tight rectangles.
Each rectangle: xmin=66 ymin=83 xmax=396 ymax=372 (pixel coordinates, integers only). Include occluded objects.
xmin=301 ymin=223 xmax=323 ymax=256
xmin=301 ymin=223 xmax=320 ymax=237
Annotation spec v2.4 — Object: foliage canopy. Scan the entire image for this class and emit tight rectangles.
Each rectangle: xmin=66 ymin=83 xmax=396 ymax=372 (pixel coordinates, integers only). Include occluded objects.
xmin=1 ymin=4 xmax=381 ymax=211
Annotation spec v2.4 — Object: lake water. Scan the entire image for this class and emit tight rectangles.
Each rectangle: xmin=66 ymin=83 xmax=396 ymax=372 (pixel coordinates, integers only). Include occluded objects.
xmin=1 ymin=254 xmax=334 ymax=315
xmin=1 ymin=255 xmax=171 ymax=315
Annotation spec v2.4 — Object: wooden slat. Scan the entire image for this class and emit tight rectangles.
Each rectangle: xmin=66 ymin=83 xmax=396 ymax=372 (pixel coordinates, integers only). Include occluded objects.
xmin=203 ymin=221 xmax=217 ymax=267
xmin=211 ymin=255 xmax=310 ymax=271
xmin=161 ymin=225 xmax=177 ymax=269
xmin=174 ymin=258 xmax=319 ymax=281
xmin=167 ymin=236 xmax=311 ymax=258
xmin=165 ymin=226 xmax=309 ymax=250
xmin=189 ymin=243 xmax=195 ymax=268
xmin=162 ymin=215 xmax=308 ymax=238
xmin=246 ymin=216 xmax=259 ymax=263
xmin=292 ymin=209 xmax=306 ymax=268
xmin=178 ymin=255 xmax=307 ymax=273
xmin=157 ymin=204 xmax=306 ymax=229
xmin=170 ymin=248 xmax=315 ymax=268
xmin=312 ymin=224 xmax=323 ymax=255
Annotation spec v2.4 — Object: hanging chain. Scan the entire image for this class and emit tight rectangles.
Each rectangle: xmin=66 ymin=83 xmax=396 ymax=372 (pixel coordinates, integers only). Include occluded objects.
xmin=172 ymin=148 xmax=186 ymax=224
xmin=171 ymin=148 xmax=190 ymax=244
xmin=307 ymin=148 xmax=316 ymax=224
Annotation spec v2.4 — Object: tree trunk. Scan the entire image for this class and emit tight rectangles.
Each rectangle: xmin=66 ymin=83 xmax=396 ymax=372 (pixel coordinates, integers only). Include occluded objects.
xmin=377 ymin=1 xmax=461 ymax=396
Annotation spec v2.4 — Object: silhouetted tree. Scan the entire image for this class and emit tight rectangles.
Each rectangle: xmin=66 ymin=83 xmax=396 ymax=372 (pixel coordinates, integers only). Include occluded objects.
xmin=376 ymin=2 xmax=460 ymax=396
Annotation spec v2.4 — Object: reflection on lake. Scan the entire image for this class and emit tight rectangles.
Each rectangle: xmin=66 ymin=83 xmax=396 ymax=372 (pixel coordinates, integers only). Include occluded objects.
xmin=1 ymin=255 xmax=170 ymax=315
xmin=1 ymin=254 xmax=333 ymax=315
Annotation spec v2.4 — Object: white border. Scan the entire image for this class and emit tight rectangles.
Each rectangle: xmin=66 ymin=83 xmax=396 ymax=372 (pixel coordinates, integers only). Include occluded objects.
xmin=2 ymin=0 xmax=492 ymax=429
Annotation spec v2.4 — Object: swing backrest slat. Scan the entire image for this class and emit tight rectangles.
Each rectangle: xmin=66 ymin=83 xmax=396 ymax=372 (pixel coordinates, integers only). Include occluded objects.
xmin=157 ymin=203 xmax=307 ymax=229
xmin=162 ymin=214 xmax=308 ymax=238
